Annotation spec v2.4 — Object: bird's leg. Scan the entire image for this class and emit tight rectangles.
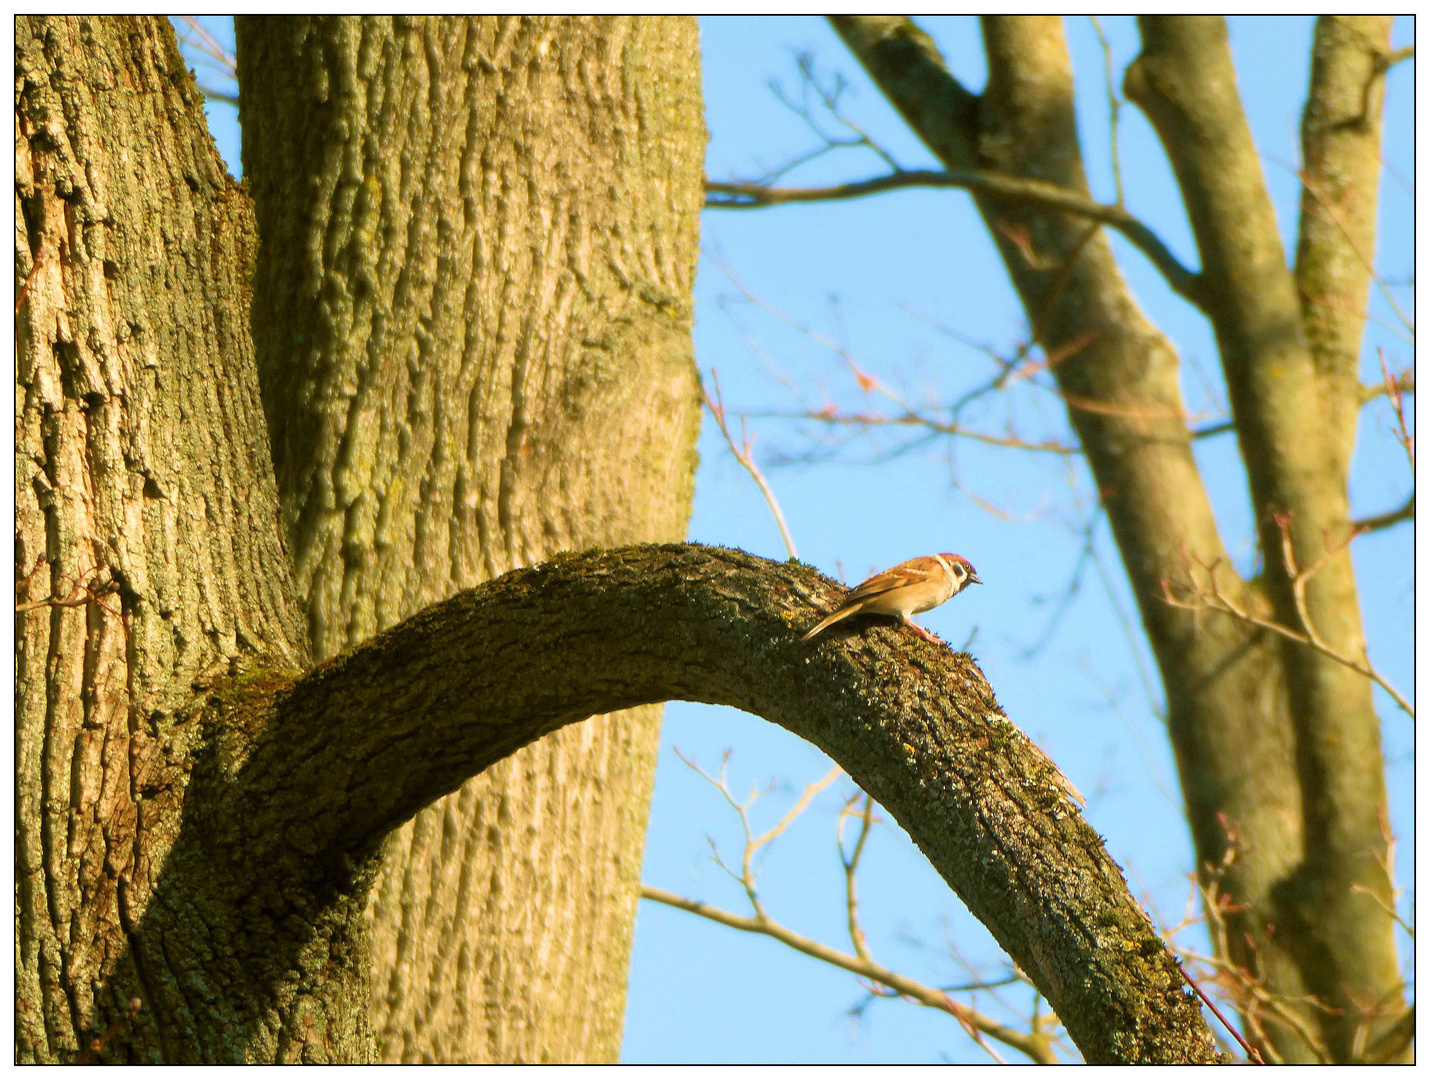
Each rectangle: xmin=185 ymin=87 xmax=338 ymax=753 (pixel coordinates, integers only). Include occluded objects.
xmin=903 ymin=615 xmax=939 ymax=643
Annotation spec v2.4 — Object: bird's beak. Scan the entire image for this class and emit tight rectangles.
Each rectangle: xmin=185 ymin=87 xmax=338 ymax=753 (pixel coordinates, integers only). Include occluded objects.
xmin=968 ymin=572 xmax=982 ymax=585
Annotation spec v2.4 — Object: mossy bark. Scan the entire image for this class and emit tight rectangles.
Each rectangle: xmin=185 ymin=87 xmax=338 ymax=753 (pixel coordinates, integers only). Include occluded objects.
xmin=1127 ymin=18 xmax=1400 ymax=1059
xmin=168 ymin=544 xmax=1227 ymax=1065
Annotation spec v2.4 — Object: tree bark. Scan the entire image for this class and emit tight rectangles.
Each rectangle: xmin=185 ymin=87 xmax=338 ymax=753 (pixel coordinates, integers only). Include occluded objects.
xmin=830 ymin=14 xmax=1316 ymax=1059
xmin=233 ymin=16 xmax=704 ymax=1062
xmin=1125 ymin=17 xmax=1401 ymax=1058
xmin=13 ymin=15 xmax=1224 ymax=1066
xmin=15 ymin=15 xmax=315 ymax=1061
xmin=181 ymin=543 xmax=1225 ymax=1065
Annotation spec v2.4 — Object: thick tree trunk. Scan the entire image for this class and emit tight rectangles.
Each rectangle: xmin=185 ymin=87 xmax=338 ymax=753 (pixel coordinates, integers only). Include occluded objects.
xmin=233 ymin=16 xmax=704 ymax=1062
xmin=11 ymin=15 xmax=1222 ymax=1066
xmin=15 ymin=15 xmax=316 ymax=1061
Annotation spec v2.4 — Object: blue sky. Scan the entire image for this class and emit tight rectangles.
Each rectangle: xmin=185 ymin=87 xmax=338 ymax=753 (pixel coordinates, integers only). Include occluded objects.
xmin=177 ymin=16 xmax=1414 ymax=1063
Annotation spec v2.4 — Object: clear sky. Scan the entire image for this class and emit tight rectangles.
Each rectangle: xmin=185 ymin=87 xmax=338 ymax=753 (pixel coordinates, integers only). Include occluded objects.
xmin=177 ymin=16 xmax=1414 ymax=1064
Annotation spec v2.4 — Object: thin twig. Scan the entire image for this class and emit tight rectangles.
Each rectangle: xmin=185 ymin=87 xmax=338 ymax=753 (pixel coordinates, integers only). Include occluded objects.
xmin=789 ymin=408 xmax=1081 ymax=456
xmin=838 ymin=793 xmax=877 ymax=963
xmin=639 ymin=886 xmax=1059 ymax=1063
xmin=1379 ymin=350 xmax=1414 ymax=471
xmin=1088 ymin=17 xmax=1125 ymax=207
xmin=705 ymin=372 xmax=799 ymax=560
xmin=1160 ymin=544 xmax=1413 ymax=720
xmin=176 ymin=17 xmax=241 ymax=105
xmin=15 ymin=563 xmax=122 ymax=618
xmin=1176 ymin=961 xmax=1265 ymax=1064
xmin=1190 ymin=419 xmax=1235 ymax=440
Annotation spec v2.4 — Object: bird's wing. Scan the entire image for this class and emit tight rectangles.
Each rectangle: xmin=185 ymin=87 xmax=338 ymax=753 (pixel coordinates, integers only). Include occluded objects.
xmin=841 ymin=557 xmax=940 ymax=606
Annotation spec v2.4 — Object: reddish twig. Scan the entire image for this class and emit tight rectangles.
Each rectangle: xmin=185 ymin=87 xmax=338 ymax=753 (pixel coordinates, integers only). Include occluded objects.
xmin=75 ymin=997 xmax=142 ymax=1064
xmin=15 ymin=562 xmax=122 ymax=619
xmin=1380 ymin=349 xmax=1414 ymax=469
xmin=1177 ymin=961 xmax=1265 ymax=1064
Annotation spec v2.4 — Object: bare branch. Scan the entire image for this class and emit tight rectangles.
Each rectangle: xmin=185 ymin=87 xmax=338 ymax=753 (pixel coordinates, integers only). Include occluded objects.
xmin=705 ymin=373 xmax=800 ymax=559
xmin=838 ymin=793 xmax=878 ymax=964
xmin=15 ymin=560 xmax=123 ymax=619
xmin=1088 ymin=17 xmax=1126 ymax=207
xmin=1189 ymin=419 xmax=1235 ymax=440
xmin=1360 ymin=365 xmax=1414 ymax=404
xmin=792 ymin=407 xmax=1081 ymax=457
xmin=1381 ymin=44 xmax=1414 ymax=69
xmin=706 ymin=169 xmax=1204 ymax=309
xmin=1160 ymin=540 xmax=1413 ymax=720
xmin=639 ymin=885 xmax=1060 ymax=1064
xmin=1350 ymin=493 xmax=1413 ymax=534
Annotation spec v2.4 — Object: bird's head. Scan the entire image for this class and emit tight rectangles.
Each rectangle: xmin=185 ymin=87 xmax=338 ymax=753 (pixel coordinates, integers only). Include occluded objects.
xmin=940 ymin=553 xmax=981 ymax=592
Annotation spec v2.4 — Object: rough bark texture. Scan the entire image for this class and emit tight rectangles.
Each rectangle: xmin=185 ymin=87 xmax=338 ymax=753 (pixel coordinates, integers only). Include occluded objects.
xmin=1126 ymin=17 xmax=1401 ymax=1059
xmin=11 ymin=15 xmax=1222 ymax=1066
xmin=233 ymin=16 xmax=705 ymax=1062
xmin=198 ymin=544 xmax=1224 ymax=1065
xmin=15 ymin=15 xmax=316 ymax=1062
xmin=828 ymin=14 xmax=1406 ymax=1062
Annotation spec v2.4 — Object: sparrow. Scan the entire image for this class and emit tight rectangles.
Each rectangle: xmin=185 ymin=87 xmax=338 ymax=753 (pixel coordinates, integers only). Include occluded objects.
xmin=802 ymin=553 xmax=981 ymax=643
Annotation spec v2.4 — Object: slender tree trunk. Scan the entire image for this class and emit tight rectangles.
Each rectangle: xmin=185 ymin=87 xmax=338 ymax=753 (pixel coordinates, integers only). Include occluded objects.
xmin=1126 ymin=18 xmax=1401 ymax=1058
xmin=831 ymin=14 xmax=1404 ymax=1061
xmin=15 ymin=15 xmax=315 ymax=1061
xmin=234 ymin=16 xmax=705 ymax=1062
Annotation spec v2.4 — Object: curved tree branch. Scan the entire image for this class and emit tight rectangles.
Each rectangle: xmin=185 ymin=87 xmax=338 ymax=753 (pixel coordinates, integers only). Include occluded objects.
xmin=193 ymin=543 xmax=1217 ymax=1063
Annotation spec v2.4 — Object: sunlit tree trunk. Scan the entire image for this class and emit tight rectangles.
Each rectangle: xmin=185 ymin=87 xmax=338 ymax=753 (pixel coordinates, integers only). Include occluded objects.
xmin=234 ymin=16 xmax=705 ymax=1062
xmin=15 ymin=15 xmax=320 ymax=1061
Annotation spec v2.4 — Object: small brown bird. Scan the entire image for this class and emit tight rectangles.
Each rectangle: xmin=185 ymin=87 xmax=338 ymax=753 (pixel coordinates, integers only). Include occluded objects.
xmin=802 ymin=553 xmax=981 ymax=643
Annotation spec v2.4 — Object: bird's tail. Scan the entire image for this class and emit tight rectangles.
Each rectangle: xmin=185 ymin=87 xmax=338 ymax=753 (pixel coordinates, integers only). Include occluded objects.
xmin=802 ymin=604 xmax=858 ymax=641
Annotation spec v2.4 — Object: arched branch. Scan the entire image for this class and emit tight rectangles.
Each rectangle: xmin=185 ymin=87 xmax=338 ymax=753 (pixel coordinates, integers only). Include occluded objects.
xmin=216 ymin=543 xmax=1218 ymax=1063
